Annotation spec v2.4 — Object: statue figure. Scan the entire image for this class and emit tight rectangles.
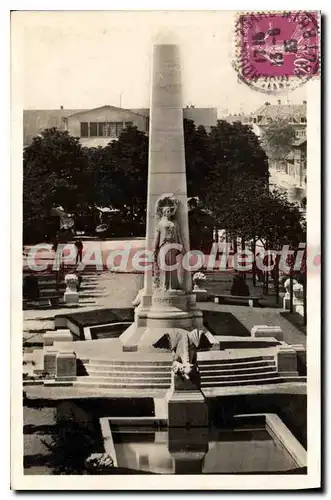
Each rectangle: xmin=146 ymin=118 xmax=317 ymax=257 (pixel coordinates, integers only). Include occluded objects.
xmin=153 ymin=195 xmax=184 ymax=291
xmin=167 ymin=329 xmax=203 ymax=386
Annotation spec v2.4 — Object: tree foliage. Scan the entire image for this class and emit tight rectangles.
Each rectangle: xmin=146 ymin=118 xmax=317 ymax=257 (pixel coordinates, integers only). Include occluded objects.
xmin=23 ymin=119 xmax=304 ymax=249
xmin=261 ymin=118 xmax=297 ymax=160
xmin=23 ymin=128 xmax=89 ymax=241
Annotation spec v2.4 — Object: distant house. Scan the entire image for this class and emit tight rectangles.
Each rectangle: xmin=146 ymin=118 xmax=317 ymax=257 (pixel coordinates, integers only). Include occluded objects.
xmin=251 ymin=100 xmax=307 ymax=141
xmin=222 ymin=100 xmax=307 ymax=206
xmin=64 ymin=105 xmax=149 ymax=148
xmin=23 ymin=105 xmax=218 ymax=148
xmin=255 ymin=101 xmax=307 ymax=205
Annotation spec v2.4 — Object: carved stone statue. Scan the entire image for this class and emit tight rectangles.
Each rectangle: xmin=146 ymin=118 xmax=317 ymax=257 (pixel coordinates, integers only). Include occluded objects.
xmin=153 ymin=195 xmax=184 ymax=291
xmin=167 ymin=329 xmax=204 ymax=387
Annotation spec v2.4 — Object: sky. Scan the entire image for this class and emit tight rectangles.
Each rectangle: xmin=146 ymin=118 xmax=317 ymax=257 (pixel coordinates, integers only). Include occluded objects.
xmin=18 ymin=10 xmax=307 ymax=115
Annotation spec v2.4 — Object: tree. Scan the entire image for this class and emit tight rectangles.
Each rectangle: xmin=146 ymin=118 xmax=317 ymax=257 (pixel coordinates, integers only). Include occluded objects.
xmin=105 ymin=125 xmax=149 ymax=235
xmin=256 ymin=186 xmax=306 ymax=249
xmin=208 ymin=120 xmax=269 ymax=183
xmin=24 ymin=118 xmax=301 ymax=248
xmin=204 ymin=171 xmax=305 ymax=252
xmin=201 ymin=120 xmax=269 ymax=243
xmin=184 ymin=120 xmax=211 ymax=200
xmin=23 ymin=128 xmax=89 ymax=241
xmin=261 ymin=118 xmax=297 ymax=161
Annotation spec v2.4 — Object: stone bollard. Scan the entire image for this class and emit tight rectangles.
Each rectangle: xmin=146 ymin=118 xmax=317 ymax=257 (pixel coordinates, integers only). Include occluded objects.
xmin=43 ymin=329 xmax=74 ymax=347
xmin=192 ymin=273 xmax=208 ymax=302
xmin=283 ymin=278 xmax=298 ymax=310
xmin=276 ymin=346 xmax=299 ymax=377
xmin=293 ymin=282 xmax=304 ymax=316
xmin=43 ymin=350 xmax=57 ymax=378
xmin=56 ymin=351 xmax=77 ymax=380
xmin=251 ymin=325 xmax=283 ymax=341
xmin=64 ymin=273 xmax=79 ymax=306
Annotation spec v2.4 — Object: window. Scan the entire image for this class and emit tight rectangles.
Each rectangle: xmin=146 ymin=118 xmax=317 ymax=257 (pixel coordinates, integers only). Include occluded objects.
xmin=90 ymin=122 xmax=98 ymax=137
xmin=98 ymin=123 xmax=106 ymax=137
xmin=81 ymin=121 xmax=129 ymax=138
xmin=301 ymin=117 xmax=307 ymax=123
xmin=116 ymin=122 xmax=124 ymax=136
xmin=80 ymin=122 xmax=88 ymax=137
xmin=107 ymin=122 xmax=116 ymax=136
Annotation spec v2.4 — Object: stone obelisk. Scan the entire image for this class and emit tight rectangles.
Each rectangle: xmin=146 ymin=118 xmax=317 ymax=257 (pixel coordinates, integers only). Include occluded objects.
xmin=120 ymin=43 xmax=205 ymax=351
xmin=145 ymin=43 xmax=191 ymax=294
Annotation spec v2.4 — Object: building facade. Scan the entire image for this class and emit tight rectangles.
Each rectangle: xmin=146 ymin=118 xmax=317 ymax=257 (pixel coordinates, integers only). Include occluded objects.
xmin=64 ymin=106 xmax=149 ymax=148
xmin=222 ymin=100 xmax=307 ymax=205
xmin=24 ymin=105 xmax=217 ymax=148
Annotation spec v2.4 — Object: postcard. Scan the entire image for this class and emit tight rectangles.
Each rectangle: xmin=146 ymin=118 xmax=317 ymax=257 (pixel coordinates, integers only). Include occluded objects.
xmin=11 ymin=10 xmax=321 ymax=490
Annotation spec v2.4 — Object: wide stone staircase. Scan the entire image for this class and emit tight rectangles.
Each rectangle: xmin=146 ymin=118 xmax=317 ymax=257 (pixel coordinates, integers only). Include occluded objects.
xmin=70 ymin=354 xmax=305 ymax=390
xmin=23 ymin=265 xmax=100 ymax=309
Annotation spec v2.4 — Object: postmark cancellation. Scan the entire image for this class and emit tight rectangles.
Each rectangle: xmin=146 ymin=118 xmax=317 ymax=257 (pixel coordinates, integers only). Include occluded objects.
xmin=234 ymin=11 xmax=320 ymax=94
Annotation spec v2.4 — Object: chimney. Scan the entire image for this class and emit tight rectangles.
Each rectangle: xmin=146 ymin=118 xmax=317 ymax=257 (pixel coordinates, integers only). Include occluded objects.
xmin=277 ymin=100 xmax=281 ymax=105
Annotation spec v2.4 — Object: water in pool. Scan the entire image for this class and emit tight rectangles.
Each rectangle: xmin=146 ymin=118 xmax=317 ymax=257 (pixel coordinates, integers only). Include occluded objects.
xmin=111 ymin=425 xmax=299 ymax=474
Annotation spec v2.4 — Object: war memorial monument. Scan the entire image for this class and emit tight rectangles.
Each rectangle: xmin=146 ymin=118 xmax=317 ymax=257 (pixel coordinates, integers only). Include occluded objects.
xmin=23 ymin=42 xmax=307 ymax=476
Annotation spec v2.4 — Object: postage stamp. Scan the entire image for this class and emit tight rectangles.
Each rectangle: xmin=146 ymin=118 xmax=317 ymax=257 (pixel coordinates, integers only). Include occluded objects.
xmin=234 ymin=11 xmax=320 ymax=94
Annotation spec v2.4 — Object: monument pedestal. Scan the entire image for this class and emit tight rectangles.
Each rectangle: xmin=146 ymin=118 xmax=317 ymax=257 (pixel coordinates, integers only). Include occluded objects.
xmin=120 ymin=289 xmax=219 ymax=351
xmin=166 ymin=372 xmax=208 ymax=427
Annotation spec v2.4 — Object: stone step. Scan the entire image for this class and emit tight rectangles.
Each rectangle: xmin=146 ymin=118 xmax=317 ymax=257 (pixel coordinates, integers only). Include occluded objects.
xmin=201 ymin=375 xmax=306 ymax=387
xmin=37 ymin=281 xmax=65 ymax=287
xmin=198 ymin=355 xmax=275 ymax=366
xmin=39 ymin=290 xmax=63 ymax=297
xmin=199 ymin=359 xmax=275 ymax=370
xmin=83 ymin=355 xmax=273 ymax=368
xmin=73 ymin=380 xmax=170 ymax=389
xmin=201 ymin=370 xmax=279 ymax=383
xmin=200 ymin=377 xmax=281 ymax=387
xmin=84 ymin=361 xmax=276 ymax=377
xmin=71 ymin=376 xmax=305 ymax=390
xmin=77 ymin=375 xmax=171 ymax=384
xmin=84 ymin=360 xmax=172 ymax=367
xmin=199 ymin=365 xmax=276 ymax=377
xmin=85 ymin=366 xmax=172 ymax=374
xmin=79 ymin=369 xmax=279 ymax=385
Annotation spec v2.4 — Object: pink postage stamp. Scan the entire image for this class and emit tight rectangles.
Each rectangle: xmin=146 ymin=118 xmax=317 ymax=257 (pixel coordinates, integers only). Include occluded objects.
xmin=235 ymin=11 xmax=320 ymax=94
